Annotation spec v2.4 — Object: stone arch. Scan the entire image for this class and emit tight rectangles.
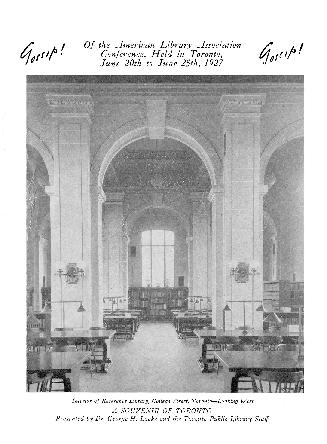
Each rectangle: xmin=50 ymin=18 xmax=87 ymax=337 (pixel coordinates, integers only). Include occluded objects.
xmin=26 ymin=128 xmax=54 ymax=185
xmin=91 ymin=118 xmax=221 ymax=190
xmin=125 ymin=204 xmax=190 ymax=236
xmin=260 ymin=119 xmax=304 ymax=183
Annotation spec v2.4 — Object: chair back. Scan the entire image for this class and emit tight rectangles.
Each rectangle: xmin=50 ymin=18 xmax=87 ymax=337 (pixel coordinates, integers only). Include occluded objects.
xmin=251 ymin=371 xmax=304 ymax=392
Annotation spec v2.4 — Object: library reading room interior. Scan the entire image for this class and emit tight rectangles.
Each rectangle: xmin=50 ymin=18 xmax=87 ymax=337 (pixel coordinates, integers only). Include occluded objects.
xmin=26 ymin=75 xmax=304 ymax=393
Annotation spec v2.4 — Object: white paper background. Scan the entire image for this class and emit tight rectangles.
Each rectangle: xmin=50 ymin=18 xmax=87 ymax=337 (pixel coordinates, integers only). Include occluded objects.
xmin=0 ymin=1 xmax=325 ymax=442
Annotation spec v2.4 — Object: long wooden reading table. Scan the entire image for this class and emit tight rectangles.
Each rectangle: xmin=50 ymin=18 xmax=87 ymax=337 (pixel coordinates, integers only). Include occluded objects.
xmin=103 ymin=313 xmax=139 ymax=339
xmin=173 ymin=311 xmax=212 ymax=338
xmin=51 ymin=329 xmax=115 ymax=372
xmin=27 ymin=351 xmax=91 ymax=392
xmin=213 ymin=350 xmax=304 ymax=392
xmin=194 ymin=328 xmax=303 ymax=373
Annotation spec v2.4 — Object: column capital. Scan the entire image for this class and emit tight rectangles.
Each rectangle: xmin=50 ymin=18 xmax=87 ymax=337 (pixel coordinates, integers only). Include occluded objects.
xmin=46 ymin=94 xmax=94 ymax=122
xmin=44 ymin=185 xmax=58 ymax=198
xmin=219 ymin=94 xmax=266 ymax=115
xmin=208 ymin=185 xmax=224 ymax=202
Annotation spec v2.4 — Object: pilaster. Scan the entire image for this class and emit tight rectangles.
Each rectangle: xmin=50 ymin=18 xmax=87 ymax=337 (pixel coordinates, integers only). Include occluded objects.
xmin=46 ymin=94 xmax=94 ymax=330
xmin=208 ymin=185 xmax=224 ymax=327
xmin=219 ymin=94 xmax=266 ymax=330
xmin=103 ymin=193 xmax=127 ymax=310
xmin=190 ymin=192 xmax=209 ymax=308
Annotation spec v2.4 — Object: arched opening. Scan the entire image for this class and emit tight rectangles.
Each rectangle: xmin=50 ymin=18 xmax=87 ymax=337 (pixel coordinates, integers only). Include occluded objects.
xmin=26 ymin=144 xmax=51 ymax=314
xmin=101 ymin=136 xmax=215 ymax=320
xmin=262 ymin=137 xmax=304 ymax=313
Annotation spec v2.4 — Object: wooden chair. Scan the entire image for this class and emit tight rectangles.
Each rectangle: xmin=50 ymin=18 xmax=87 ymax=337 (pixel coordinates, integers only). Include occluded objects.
xmin=49 ymin=372 xmax=71 ymax=392
xmin=260 ymin=336 xmax=282 ymax=351
xmin=250 ymin=371 xmax=304 ymax=393
xmin=27 ymin=372 xmax=53 ymax=392
xmin=231 ymin=370 xmax=257 ymax=392
xmin=88 ymin=340 xmax=110 ymax=373
xmin=199 ymin=342 xmax=222 ymax=373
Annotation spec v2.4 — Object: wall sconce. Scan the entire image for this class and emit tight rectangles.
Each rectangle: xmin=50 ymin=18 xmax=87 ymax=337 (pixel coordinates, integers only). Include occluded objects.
xmin=56 ymin=263 xmax=85 ymax=284
xmin=230 ymin=262 xmax=260 ymax=283
xmin=230 ymin=262 xmax=250 ymax=283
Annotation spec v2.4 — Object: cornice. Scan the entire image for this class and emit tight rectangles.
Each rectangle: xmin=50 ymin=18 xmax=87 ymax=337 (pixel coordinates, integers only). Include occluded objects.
xmin=46 ymin=94 xmax=94 ymax=115
xmin=28 ymin=82 xmax=303 ymax=101
xmin=219 ymin=94 xmax=266 ymax=114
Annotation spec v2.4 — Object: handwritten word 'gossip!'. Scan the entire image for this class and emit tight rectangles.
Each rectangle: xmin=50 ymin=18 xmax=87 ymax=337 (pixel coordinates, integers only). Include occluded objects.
xmin=20 ymin=42 xmax=66 ymax=65
xmin=259 ymin=41 xmax=303 ymax=64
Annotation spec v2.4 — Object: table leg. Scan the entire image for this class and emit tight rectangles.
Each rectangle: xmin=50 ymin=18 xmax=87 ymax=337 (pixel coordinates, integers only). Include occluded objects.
xmin=70 ymin=366 xmax=81 ymax=392
xmin=222 ymin=367 xmax=235 ymax=393
xmin=100 ymin=339 xmax=111 ymax=373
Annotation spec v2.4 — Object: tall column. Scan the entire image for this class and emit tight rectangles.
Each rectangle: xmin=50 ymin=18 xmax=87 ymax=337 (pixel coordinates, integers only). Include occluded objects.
xmin=190 ymin=193 xmax=209 ymax=308
xmin=46 ymin=230 xmax=51 ymax=287
xmin=207 ymin=209 xmax=212 ymax=309
xmin=38 ymin=235 xmax=48 ymax=295
xmin=91 ymin=186 xmax=106 ymax=327
xmin=121 ymin=230 xmax=129 ymax=309
xmin=260 ymin=185 xmax=269 ymax=281
xmin=103 ymin=193 xmax=125 ymax=309
xmin=186 ymin=236 xmax=193 ymax=297
xmin=33 ymin=233 xmax=40 ymax=311
xmin=46 ymin=94 xmax=94 ymax=330
xmin=103 ymin=201 xmax=110 ymax=305
xmin=208 ymin=186 xmax=224 ymax=327
xmin=219 ymin=94 xmax=266 ymax=330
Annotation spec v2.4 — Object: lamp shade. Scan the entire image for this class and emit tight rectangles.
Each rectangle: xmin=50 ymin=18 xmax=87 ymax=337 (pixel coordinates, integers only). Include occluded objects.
xmin=77 ymin=302 xmax=86 ymax=312
xmin=223 ymin=304 xmax=231 ymax=312
xmin=256 ymin=304 xmax=264 ymax=312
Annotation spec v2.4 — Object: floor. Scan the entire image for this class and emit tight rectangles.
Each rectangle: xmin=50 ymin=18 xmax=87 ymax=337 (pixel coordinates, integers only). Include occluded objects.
xmin=80 ymin=321 xmax=224 ymax=392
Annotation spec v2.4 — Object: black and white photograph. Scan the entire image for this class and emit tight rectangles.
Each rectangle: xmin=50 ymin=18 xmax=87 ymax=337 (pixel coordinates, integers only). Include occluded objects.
xmin=3 ymin=1 xmax=324 ymax=441
xmin=26 ymin=75 xmax=304 ymax=393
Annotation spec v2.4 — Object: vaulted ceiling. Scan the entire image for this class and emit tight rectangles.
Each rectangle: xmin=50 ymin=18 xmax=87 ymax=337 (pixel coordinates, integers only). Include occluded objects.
xmin=103 ymin=138 xmax=211 ymax=191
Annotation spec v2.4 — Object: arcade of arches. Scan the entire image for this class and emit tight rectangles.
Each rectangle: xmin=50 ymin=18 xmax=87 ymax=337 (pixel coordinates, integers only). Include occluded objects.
xmin=26 ymin=76 xmax=304 ymax=390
